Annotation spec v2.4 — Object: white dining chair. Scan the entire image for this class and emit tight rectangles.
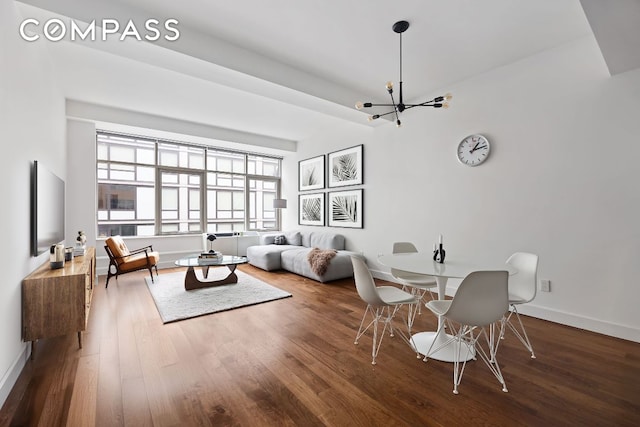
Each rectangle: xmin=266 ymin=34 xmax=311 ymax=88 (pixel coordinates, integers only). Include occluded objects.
xmin=424 ymin=270 xmax=510 ymax=394
xmin=498 ymin=252 xmax=539 ymax=358
xmin=391 ymin=242 xmax=437 ymax=315
xmin=351 ymin=256 xmax=419 ymax=365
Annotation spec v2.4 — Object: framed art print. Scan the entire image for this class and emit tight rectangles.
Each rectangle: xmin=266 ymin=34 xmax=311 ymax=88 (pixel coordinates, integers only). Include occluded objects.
xmin=298 ymin=155 xmax=325 ymax=191
xmin=328 ymin=189 xmax=363 ymax=228
xmin=299 ymin=193 xmax=325 ymax=226
xmin=328 ymin=145 xmax=363 ymax=188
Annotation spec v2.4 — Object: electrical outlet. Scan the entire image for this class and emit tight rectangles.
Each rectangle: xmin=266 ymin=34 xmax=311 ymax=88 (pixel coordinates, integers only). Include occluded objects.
xmin=540 ymin=279 xmax=551 ymax=292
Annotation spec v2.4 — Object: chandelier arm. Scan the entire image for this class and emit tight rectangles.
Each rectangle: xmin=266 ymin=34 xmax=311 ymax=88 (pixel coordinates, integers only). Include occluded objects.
xmin=403 ymin=102 xmax=435 ymax=110
xmin=364 ymin=103 xmax=400 ymax=107
xmin=374 ymin=110 xmax=400 ymax=119
xmin=388 ymin=90 xmax=401 ymax=124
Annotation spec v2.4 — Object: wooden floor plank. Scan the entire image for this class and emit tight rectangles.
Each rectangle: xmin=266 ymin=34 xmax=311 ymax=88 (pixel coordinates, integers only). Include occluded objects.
xmin=66 ymin=354 xmax=99 ymax=427
xmin=1 ymin=265 xmax=639 ymax=426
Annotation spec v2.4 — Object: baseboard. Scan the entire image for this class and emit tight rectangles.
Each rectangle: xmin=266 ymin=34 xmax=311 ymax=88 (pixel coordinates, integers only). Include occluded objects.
xmin=515 ymin=304 xmax=640 ymax=343
xmin=370 ymin=269 xmax=640 ymax=344
xmin=0 ymin=344 xmax=29 ymax=409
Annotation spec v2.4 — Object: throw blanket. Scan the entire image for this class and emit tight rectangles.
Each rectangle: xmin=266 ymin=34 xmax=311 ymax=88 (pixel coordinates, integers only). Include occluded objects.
xmin=307 ymin=247 xmax=337 ymax=276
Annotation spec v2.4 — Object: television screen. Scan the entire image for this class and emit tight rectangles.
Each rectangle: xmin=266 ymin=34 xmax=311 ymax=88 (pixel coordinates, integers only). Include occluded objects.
xmin=31 ymin=161 xmax=65 ymax=256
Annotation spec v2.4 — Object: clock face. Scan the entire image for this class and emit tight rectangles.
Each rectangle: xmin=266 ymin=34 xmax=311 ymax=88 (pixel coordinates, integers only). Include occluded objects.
xmin=457 ymin=134 xmax=490 ymax=166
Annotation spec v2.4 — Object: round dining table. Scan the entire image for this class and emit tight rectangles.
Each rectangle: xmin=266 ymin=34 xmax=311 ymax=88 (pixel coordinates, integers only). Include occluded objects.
xmin=378 ymin=253 xmax=515 ymax=362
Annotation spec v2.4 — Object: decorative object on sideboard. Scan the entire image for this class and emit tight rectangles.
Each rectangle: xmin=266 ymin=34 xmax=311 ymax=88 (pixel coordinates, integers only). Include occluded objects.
xmin=355 ymin=20 xmax=452 ymax=127
xmin=74 ymin=230 xmax=87 ymax=256
xmin=433 ymin=234 xmax=446 ymax=264
xmin=49 ymin=244 xmax=65 ymax=269
xmin=76 ymin=230 xmax=87 ymax=245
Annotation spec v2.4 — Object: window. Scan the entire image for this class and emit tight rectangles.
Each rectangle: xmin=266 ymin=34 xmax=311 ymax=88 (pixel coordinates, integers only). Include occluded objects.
xmin=97 ymin=131 xmax=282 ymax=237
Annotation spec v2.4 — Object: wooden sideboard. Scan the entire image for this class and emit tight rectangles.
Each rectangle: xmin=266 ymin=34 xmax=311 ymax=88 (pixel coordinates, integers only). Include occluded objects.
xmin=22 ymin=246 xmax=96 ymax=359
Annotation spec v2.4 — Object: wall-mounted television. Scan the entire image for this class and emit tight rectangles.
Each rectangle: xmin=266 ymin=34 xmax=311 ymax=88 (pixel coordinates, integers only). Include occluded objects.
xmin=31 ymin=161 xmax=65 ymax=256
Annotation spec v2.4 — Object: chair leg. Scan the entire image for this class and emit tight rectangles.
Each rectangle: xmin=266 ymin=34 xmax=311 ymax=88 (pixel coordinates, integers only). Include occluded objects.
xmin=390 ymin=302 xmax=421 ymax=359
xmin=452 ymin=325 xmax=508 ymax=394
xmin=386 ymin=306 xmax=396 ymax=337
xmin=354 ymin=305 xmax=372 ymax=345
xmin=148 ymin=265 xmax=155 ymax=283
xmin=354 ymin=305 xmax=387 ymax=365
xmin=489 ymin=322 xmax=499 ymax=363
xmin=355 ymin=303 xmax=420 ymax=365
xmin=452 ymin=326 xmax=467 ymax=394
xmin=423 ymin=319 xmax=449 ymax=362
xmin=502 ymin=304 xmax=536 ymax=358
xmin=473 ymin=327 xmax=509 ymax=393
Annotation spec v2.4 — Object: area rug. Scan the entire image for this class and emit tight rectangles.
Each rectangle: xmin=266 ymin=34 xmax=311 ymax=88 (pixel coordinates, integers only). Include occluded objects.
xmin=145 ymin=270 xmax=291 ymax=323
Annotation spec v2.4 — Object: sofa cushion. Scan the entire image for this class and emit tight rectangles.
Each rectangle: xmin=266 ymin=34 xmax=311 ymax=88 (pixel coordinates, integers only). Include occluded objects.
xmin=260 ymin=231 xmax=301 ymax=246
xmin=284 ymin=231 xmax=301 ymax=246
xmin=280 ymin=247 xmax=356 ymax=282
xmin=274 ymin=235 xmax=287 ymax=245
xmin=310 ymin=232 xmax=345 ymax=250
xmin=246 ymin=244 xmax=299 ymax=271
xmin=300 ymin=230 xmax=313 ymax=248
xmin=260 ymin=234 xmax=277 ymax=245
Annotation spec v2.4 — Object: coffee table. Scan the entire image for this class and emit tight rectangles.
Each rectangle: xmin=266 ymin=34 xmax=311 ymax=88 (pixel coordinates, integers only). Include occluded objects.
xmin=175 ymin=254 xmax=248 ymax=290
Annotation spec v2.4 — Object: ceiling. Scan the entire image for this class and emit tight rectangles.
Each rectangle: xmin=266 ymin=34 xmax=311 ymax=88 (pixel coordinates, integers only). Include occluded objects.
xmin=14 ymin=0 xmax=640 ymax=140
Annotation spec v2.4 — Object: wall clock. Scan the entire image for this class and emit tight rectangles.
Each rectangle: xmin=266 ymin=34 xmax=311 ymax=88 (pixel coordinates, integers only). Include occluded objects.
xmin=457 ymin=134 xmax=490 ymax=166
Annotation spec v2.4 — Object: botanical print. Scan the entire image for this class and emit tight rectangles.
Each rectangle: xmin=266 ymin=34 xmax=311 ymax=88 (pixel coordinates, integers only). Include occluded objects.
xmin=299 ymin=155 xmax=325 ymax=191
xmin=332 ymin=153 xmax=358 ymax=182
xmin=328 ymin=145 xmax=363 ymax=187
xmin=299 ymin=193 xmax=325 ymax=226
xmin=328 ymin=189 xmax=363 ymax=228
xmin=302 ymin=198 xmax=322 ymax=221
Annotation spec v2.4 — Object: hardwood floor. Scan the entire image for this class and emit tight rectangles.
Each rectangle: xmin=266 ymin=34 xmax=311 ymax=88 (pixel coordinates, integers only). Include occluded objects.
xmin=1 ymin=265 xmax=639 ymax=426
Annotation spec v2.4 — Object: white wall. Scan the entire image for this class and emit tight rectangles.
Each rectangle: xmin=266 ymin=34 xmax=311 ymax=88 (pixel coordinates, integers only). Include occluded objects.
xmin=286 ymin=36 xmax=640 ymax=342
xmin=0 ymin=1 xmax=66 ymax=407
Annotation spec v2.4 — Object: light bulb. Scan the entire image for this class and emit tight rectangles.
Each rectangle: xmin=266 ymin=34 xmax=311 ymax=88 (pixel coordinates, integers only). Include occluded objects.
xmin=386 ymin=81 xmax=394 ymax=91
xmin=367 ymin=115 xmax=375 ymax=122
xmin=442 ymin=102 xmax=450 ymax=109
xmin=444 ymin=93 xmax=452 ymax=101
xmin=355 ymin=101 xmax=364 ymax=110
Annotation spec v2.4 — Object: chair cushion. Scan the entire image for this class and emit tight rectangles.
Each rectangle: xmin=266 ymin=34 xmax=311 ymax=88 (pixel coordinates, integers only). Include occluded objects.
xmin=119 ymin=251 xmax=159 ymax=272
xmin=105 ymin=236 xmax=130 ymax=264
xmin=376 ymin=286 xmax=416 ymax=305
xmin=392 ymin=270 xmax=438 ymax=288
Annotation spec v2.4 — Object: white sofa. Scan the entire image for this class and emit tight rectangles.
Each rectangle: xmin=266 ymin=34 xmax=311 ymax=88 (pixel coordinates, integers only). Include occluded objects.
xmin=246 ymin=230 xmax=359 ymax=282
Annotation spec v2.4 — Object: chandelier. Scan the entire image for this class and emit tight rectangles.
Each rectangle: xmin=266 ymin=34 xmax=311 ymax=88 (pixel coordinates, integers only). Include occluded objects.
xmin=355 ymin=20 xmax=452 ymax=127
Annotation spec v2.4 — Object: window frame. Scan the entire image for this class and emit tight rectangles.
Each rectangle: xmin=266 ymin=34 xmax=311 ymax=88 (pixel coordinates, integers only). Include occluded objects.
xmin=96 ymin=130 xmax=283 ymax=237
